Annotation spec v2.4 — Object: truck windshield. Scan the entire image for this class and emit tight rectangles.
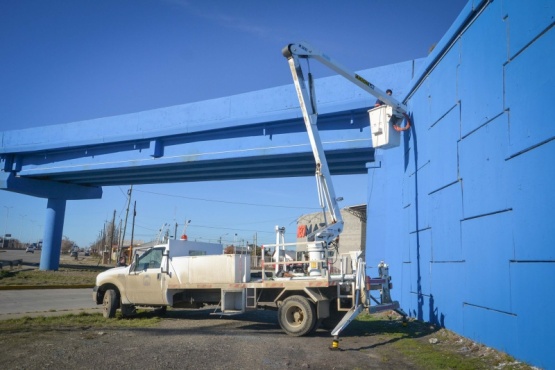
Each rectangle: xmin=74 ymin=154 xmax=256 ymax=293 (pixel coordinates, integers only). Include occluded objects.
xmin=136 ymin=247 xmax=164 ymax=270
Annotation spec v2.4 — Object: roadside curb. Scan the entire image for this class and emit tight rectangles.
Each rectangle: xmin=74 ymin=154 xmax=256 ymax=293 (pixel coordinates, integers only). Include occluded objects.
xmin=0 ymin=285 xmax=94 ymax=291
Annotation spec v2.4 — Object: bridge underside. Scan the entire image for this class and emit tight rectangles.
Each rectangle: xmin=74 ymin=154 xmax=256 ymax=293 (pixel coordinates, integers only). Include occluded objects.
xmin=4 ymin=108 xmax=375 ymax=189
xmin=31 ymin=147 xmax=373 ymax=186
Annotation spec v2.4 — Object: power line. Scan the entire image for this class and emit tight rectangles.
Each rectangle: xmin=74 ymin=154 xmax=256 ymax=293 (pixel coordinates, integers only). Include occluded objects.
xmin=186 ymin=223 xmax=276 ymax=235
xmin=134 ymin=189 xmax=320 ymax=210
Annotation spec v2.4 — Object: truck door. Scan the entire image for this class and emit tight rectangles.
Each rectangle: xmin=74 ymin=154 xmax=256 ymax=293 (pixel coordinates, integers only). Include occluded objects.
xmin=125 ymin=247 xmax=167 ymax=305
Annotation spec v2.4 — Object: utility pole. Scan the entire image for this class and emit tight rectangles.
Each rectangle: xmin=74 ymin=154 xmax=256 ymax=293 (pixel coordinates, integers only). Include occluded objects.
xmin=129 ymin=200 xmax=137 ymax=263
xmin=109 ymin=210 xmax=116 ymax=264
xmin=116 ymin=219 xmax=122 ymax=262
xmin=119 ymin=185 xmax=133 ymax=259
xmin=102 ymin=221 xmax=107 ymax=263
xmin=174 ymin=222 xmax=178 ymax=240
xmin=252 ymin=232 xmax=257 ymax=268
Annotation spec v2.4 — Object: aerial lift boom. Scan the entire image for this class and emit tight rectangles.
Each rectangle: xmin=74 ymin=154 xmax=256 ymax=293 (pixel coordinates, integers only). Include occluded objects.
xmin=282 ymin=41 xmax=408 ymax=345
xmin=282 ymin=41 xmax=409 ymax=250
xmin=282 ymin=42 xmax=408 ymax=119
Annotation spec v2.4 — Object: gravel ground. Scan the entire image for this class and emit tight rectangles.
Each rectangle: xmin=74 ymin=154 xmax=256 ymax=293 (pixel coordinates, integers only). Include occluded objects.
xmin=0 ymin=309 xmax=420 ymax=370
xmin=0 ymin=308 xmax=538 ymax=370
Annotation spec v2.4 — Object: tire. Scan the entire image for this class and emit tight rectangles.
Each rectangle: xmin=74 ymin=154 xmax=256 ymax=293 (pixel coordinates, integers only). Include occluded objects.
xmin=120 ymin=304 xmax=136 ymax=318
xmin=278 ymin=295 xmax=316 ymax=337
xmin=102 ymin=289 xmax=118 ymax=319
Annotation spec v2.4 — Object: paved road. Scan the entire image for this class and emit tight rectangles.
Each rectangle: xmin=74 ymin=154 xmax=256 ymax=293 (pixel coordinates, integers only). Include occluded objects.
xmin=1 ymin=248 xmax=100 ymax=268
xmin=0 ymin=249 xmax=101 ymax=320
xmin=0 ymin=248 xmax=42 ymax=265
xmin=0 ymin=288 xmax=101 ymax=320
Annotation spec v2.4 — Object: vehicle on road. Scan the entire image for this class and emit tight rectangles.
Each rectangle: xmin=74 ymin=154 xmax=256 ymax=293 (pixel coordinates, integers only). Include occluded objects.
xmin=25 ymin=246 xmax=35 ymax=253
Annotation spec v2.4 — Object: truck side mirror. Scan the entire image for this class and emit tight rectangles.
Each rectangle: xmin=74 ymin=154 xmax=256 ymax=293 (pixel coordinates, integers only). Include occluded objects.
xmin=161 ymin=249 xmax=170 ymax=276
xmin=131 ymin=252 xmax=140 ymax=272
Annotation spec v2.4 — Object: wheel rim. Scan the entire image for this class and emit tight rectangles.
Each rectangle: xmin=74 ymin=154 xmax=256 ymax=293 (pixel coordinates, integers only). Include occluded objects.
xmin=102 ymin=293 xmax=110 ymax=315
xmin=285 ymin=305 xmax=305 ymax=327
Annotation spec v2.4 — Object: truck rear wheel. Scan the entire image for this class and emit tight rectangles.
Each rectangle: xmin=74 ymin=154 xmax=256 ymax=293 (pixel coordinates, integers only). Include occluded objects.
xmin=102 ymin=289 xmax=118 ymax=318
xmin=278 ymin=295 xmax=316 ymax=337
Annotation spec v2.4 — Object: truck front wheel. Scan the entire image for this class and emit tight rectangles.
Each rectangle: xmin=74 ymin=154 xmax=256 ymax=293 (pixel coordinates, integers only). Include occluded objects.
xmin=102 ymin=289 xmax=118 ymax=318
xmin=278 ymin=295 xmax=316 ymax=337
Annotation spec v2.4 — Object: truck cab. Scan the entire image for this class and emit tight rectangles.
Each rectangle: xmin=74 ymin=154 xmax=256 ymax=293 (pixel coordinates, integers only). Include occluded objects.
xmin=93 ymin=239 xmax=232 ymax=317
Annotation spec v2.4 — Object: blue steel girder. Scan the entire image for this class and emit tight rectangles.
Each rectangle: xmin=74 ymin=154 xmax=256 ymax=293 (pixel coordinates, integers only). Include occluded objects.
xmin=1 ymin=108 xmax=375 ymax=189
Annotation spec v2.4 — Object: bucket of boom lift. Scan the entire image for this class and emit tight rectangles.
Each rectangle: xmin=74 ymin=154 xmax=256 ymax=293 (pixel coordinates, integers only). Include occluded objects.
xmin=368 ymin=105 xmax=401 ymax=149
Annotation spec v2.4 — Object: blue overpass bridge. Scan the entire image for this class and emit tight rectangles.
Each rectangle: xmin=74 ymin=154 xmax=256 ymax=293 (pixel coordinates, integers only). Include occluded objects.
xmin=0 ymin=60 xmax=414 ymax=270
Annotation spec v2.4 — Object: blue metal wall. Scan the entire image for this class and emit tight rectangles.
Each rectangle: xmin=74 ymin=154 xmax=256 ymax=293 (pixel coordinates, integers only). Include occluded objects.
xmin=366 ymin=1 xmax=555 ymax=368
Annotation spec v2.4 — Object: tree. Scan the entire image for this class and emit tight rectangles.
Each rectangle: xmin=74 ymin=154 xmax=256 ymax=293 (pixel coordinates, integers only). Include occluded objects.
xmin=60 ymin=236 xmax=77 ymax=254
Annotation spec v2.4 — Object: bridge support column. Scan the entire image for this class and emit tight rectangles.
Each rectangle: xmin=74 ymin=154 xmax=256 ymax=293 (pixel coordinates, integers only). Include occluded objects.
xmin=39 ymin=198 xmax=67 ymax=271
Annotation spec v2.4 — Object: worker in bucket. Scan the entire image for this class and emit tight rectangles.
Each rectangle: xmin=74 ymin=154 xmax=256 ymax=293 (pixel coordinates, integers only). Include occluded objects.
xmin=375 ymin=89 xmax=392 ymax=107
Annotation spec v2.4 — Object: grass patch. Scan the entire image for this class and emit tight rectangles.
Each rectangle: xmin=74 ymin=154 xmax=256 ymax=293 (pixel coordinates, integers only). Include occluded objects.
xmin=0 ymin=311 xmax=161 ymax=332
xmin=354 ymin=313 xmax=531 ymax=370
xmin=0 ymin=268 xmax=99 ymax=286
xmin=0 ymin=270 xmax=13 ymax=279
xmin=392 ymin=336 xmax=494 ymax=370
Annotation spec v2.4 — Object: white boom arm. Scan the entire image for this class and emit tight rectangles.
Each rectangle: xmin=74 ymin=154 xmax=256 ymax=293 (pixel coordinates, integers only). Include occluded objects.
xmin=283 ymin=42 xmax=409 ymax=340
xmin=282 ymin=42 xmax=408 ymax=118
xmin=283 ymin=43 xmax=344 ymax=246
xmin=282 ymin=41 xmax=409 ymax=248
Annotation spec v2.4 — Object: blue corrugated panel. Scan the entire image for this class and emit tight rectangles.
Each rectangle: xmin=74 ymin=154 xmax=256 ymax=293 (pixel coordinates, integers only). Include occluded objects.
xmin=426 ymin=107 xmax=461 ymax=192
xmin=502 ymin=0 xmax=555 ymax=59
xmin=462 ymin=304 xmax=518 ymax=357
xmin=406 ymin=88 xmax=432 ymax=169
xmin=400 ymin=262 xmax=413 ymax=310
xmin=461 ymin=211 xmax=514 ymax=312
xmin=399 ymin=154 xmax=432 ymax=236
xmin=398 ymin=1 xmax=555 ymax=367
xmin=459 ymin=113 xmax=511 ymax=218
xmin=507 ymin=140 xmax=555 ymax=260
xmin=505 ymin=28 xmax=555 ymax=156
xmin=429 ymin=181 xmax=463 ymax=261
xmin=401 ymin=205 xmax=412 ymax=262
xmin=510 ymin=262 xmax=555 ymax=370
xmin=415 ymin=163 xmax=432 ymax=231
xmin=458 ymin=0 xmax=506 ymax=136
xmin=427 ymin=42 xmax=461 ymax=126
xmin=409 ymin=228 xmax=432 ymax=299
xmin=402 ymin=175 xmax=413 ymax=213
xmin=367 ymin=148 xmax=408 ymax=264
xmin=430 ymin=262 xmax=465 ymax=332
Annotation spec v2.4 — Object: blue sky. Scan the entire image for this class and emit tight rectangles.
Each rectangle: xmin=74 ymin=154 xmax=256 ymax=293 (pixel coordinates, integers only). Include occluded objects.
xmin=0 ymin=0 xmax=467 ymax=248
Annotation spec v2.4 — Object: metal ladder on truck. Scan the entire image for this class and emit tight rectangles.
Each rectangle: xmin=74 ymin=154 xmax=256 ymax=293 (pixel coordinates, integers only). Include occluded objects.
xmin=282 ymin=41 xmax=409 ymax=348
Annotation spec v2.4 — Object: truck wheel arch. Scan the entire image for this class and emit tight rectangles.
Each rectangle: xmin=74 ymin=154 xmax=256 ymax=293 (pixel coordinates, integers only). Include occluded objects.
xmin=96 ymin=283 xmax=120 ymax=303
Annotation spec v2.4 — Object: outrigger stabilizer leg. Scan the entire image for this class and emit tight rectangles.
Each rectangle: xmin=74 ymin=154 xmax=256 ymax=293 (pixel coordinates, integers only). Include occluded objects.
xmin=329 ymin=260 xmax=408 ymax=350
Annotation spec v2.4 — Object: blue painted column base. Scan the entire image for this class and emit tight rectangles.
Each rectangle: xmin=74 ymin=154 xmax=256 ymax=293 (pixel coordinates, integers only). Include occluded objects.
xmin=39 ymin=198 xmax=67 ymax=271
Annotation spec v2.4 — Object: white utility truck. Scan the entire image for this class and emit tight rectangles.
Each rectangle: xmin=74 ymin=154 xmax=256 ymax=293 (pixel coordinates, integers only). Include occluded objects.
xmin=93 ymin=42 xmax=408 ymax=347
